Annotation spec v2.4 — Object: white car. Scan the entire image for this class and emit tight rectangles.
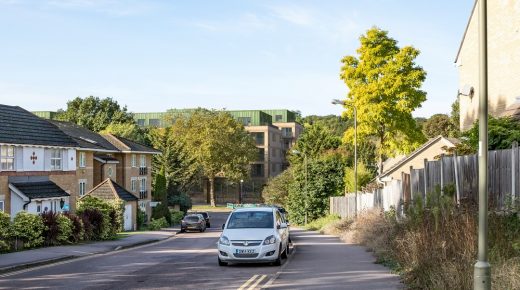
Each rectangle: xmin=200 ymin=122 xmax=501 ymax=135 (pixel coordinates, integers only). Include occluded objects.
xmin=217 ymin=207 xmax=290 ymax=266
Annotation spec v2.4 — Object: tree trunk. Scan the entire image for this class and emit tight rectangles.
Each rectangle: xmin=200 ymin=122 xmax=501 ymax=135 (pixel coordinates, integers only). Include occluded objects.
xmin=209 ymin=176 xmax=216 ymax=207
xmin=378 ymin=132 xmax=385 ymax=176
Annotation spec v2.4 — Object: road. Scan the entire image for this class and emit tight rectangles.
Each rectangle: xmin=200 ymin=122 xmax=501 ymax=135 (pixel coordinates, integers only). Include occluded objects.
xmin=0 ymin=212 xmax=284 ymax=290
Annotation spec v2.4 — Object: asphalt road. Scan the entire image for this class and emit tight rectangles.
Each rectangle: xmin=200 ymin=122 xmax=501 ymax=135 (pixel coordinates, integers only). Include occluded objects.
xmin=0 ymin=211 xmax=286 ymax=290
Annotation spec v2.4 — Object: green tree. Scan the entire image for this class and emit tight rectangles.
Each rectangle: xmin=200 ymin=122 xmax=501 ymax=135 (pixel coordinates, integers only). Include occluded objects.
xmin=340 ymin=27 xmax=427 ymax=175
xmin=101 ymin=123 xmax=150 ymax=145
xmin=344 ymin=162 xmax=374 ymax=193
xmin=169 ymin=109 xmax=257 ymax=206
xmin=57 ymin=96 xmax=135 ymax=132
xmin=289 ymin=123 xmax=341 ymax=164
xmin=450 ymin=98 xmax=461 ymax=137
xmin=463 ymin=116 xmax=520 ymax=151
xmin=262 ymin=168 xmax=293 ymax=206
xmin=422 ymin=114 xmax=456 ymax=138
xmin=300 ymin=115 xmax=350 ymax=137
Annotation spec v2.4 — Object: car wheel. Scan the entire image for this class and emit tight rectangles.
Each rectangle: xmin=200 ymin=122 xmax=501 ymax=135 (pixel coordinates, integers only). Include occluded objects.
xmin=281 ymin=243 xmax=289 ymax=259
xmin=272 ymin=245 xmax=282 ymax=266
xmin=218 ymin=257 xmax=228 ymax=266
xmin=207 ymin=223 xmax=211 ymax=228
xmin=180 ymin=229 xmax=185 ymax=233
xmin=200 ymin=228 xmax=204 ymax=232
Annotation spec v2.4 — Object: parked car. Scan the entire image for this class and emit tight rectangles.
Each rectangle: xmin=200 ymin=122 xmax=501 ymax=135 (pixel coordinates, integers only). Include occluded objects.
xmin=181 ymin=214 xmax=206 ymax=233
xmin=194 ymin=212 xmax=211 ymax=228
xmin=217 ymin=207 xmax=290 ymax=266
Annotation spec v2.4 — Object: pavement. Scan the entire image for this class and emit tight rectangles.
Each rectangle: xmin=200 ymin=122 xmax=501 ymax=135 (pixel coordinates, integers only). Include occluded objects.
xmin=0 ymin=227 xmax=179 ymax=274
xmin=265 ymin=228 xmax=402 ymax=289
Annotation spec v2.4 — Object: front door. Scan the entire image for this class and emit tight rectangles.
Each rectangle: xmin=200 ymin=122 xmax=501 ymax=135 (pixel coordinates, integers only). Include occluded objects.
xmin=124 ymin=203 xmax=133 ymax=231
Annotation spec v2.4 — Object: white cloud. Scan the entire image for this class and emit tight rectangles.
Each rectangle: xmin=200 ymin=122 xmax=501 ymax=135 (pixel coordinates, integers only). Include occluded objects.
xmin=269 ymin=4 xmax=313 ymax=26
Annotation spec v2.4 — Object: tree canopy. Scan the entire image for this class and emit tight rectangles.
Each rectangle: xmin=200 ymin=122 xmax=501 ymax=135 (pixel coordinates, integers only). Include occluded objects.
xmin=57 ymin=96 xmax=135 ymax=132
xmin=169 ymin=109 xmax=257 ymax=206
xmin=422 ymin=114 xmax=456 ymax=138
xmin=339 ymin=27 xmax=427 ymax=174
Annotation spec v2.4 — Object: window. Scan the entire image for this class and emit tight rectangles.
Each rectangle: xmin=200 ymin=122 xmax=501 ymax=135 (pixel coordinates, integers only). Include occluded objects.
xmin=79 ymin=152 xmax=86 ymax=168
xmin=1 ymin=145 xmax=15 ymax=171
xmin=140 ymin=177 xmax=147 ymax=199
xmin=226 ymin=211 xmax=274 ymax=229
xmin=131 ymin=154 xmax=137 ymax=167
xmin=137 ymin=119 xmax=145 ymax=126
xmin=140 ymin=155 xmax=146 ymax=168
xmin=0 ymin=200 xmax=4 ymax=212
xmin=251 ymin=164 xmax=264 ymax=177
xmin=149 ymin=119 xmax=160 ymax=127
xmin=282 ymin=127 xmax=292 ymax=137
xmin=131 ymin=178 xmax=137 ymax=192
xmin=79 ymin=179 xmax=87 ymax=196
xmin=251 ymin=132 xmax=264 ymax=145
xmin=36 ymin=202 xmax=42 ymax=213
xmin=237 ymin=117 xmax=251 ymax=126
xmin=271 ymin=163 xmax=276 ymax=173
xmin=275 ymin=115 xmax=283 ymax=122
xmin=257 ymin=148 xmax=265 ymax=161
xmin=50 ymin=149 xmax=62 ymax=170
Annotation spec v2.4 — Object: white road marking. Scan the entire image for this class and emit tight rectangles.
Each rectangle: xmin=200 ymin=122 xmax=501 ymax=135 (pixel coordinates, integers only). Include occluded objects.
xmin=261 ymin=244 xmax=297 ymax=289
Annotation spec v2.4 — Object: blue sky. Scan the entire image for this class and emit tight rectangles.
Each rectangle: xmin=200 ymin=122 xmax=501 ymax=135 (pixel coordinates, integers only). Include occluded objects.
xmin=0 ymin=0 xmax=474 ymax=117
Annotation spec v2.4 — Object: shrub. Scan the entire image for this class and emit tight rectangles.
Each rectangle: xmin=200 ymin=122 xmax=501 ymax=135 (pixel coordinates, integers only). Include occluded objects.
xmin=0 ymin=211 xmax=12 ymax=252
xmin=63 ymin=213 xmax=84 ymax=243
xmin=170 ymin=210 xmax=184 ymax=226
xmin=304 ymin=215 xmax=340 ymax=231
xmin=136 ymin=209 xmax=146 ymax=230
xmin=56 ymin=215 xmax=73 ymax=245
xmin=148 ymin=217 xmax=168 ymax=231
xmin=80 ymin=212 xmax=94 ymax=241
xmin=77 ymin=196 xmax=123 ymax=239
xmin=152 ymin=202 xmax=171 ymax=225
xmin=12 ymin=211 xmax=45 ymax=249
xmin=79 ymin=208 xmax=105 ymax=240
xmin=41 ymin=211 xmax=60 ymax=246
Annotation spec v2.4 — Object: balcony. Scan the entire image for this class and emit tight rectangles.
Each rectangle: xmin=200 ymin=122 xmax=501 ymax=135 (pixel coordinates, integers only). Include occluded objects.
xmin=139 ymin=190 xmax=148 ymax=199
xmin=139 ymin=167 xmax=148 ymax=175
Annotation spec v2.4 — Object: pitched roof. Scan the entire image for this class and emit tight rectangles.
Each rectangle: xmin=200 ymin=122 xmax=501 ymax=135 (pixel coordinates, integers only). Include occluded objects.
xmin=48 ymin=120 xmax=119 ymax=152
xmin=379 ymin=136 xmax=460 ymax=178
xmin=84 ymin=178 xmax=138 ymax=201
xmin=94 ymin=154 xmax=120 ymax=163
xmin=0 ymin=105 xmax=77 ymax=147
xmin=454 ymin=0 xmax=478 ymax=63
xmin=102 ymin=134 xmax=160 ymax=154
xmin=10 ymin=181 xmax=70 ymax=199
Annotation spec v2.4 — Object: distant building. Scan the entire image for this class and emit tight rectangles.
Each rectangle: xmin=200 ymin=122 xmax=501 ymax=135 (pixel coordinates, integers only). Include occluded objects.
xmin=456 ymin=1 xmax=520 ymax=131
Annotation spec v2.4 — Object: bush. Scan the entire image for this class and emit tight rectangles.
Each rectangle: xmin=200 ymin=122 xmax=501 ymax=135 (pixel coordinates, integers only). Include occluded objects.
xmin=41 ymin=211 xmax=61 ymax=246
xmin=152 ymin=202 xmax=172 ymax=225
xmin=0 ymin=211 xmax=12 ymax=252
xmin=12 ymin=211 xmax=45 ymax=249
xmin=79 ymin=208 xmax=105 ymax=240
xmin=304 ymin=215 xmax=340 ymax=231
xmin=148 ymin=217 xmax=168 ymax=231
xmin=63 ymin=213 xmax=84 ymax=243
xmin=56 ymin=215 xmax=73 ymax=245
xmin=136 ymin=209 xmax=146 ymax=230
xmin=170 ymin=210 xmax=184 ymax=226
xmin=77 ymin=196 xmax=123 ymax=239
xmin=169 ymin=192 xmax=192 ymax=213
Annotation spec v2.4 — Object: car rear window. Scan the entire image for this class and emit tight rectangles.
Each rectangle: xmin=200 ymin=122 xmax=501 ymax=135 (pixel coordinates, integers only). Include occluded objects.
xmin=185 ymin=216 xmax=199 ymax=222
xmin=227 ymin=211 xmax=274 ymax=229
xmin=199 ymin=213 xmax=208 ymax=218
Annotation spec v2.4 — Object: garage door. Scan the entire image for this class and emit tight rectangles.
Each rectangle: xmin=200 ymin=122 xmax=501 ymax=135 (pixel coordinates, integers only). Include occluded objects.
xmin=124 ymin=204 xmax=133 ymax=231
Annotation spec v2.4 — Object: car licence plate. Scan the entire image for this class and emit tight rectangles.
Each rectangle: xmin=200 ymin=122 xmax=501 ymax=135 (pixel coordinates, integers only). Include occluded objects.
xmin=236 ymin=249 xmax=255 ymax=254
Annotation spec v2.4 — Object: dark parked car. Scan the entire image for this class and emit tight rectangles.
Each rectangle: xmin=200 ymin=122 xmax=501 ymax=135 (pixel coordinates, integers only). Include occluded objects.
xmin=196 ymin=212 xmax=211 ymax=228
xmin=181 ymin=214 xmax=206 ymax=233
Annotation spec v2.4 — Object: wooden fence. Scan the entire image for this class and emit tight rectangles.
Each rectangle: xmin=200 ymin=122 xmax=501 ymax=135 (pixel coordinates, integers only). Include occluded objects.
xmin=331 ymin=143 xmax=520 ymax=218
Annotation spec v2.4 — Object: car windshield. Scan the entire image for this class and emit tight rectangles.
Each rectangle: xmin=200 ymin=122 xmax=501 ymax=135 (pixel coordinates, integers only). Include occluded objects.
xmin=227 ymin=211 xmax=273 ymax=229
xmin=185 ymin=216 xmax=199 ymax=222
xmin=199 ymin=213 xmax=208 ymax=218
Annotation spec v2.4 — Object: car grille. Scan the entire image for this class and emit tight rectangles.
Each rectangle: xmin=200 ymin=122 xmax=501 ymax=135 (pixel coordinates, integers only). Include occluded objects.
xmin=231 ymin=240 xmax=262 ymax=247
xmin=234 ymin=253 xmax=259 ymax=258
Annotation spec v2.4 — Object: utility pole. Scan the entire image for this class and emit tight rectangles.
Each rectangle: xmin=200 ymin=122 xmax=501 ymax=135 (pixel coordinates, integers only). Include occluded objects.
xmin=474 ymin=0 xmax=491 ymax=288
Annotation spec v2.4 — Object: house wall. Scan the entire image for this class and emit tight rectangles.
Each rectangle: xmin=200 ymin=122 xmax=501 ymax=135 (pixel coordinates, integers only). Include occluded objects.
xmin=48 ymin=172 xmax=77 ymax=212
xmin=10 ymin=190 xmax=24 ymax=217
xmin=75 ymin=151 xmax=94 ymax=209
xmin=0 ymin=176 xmax=8 ymax=214
xmin=384 ymin=140 xmax=455 ymax=181
xmin=457 ymin=1 xmax=520 ymax=131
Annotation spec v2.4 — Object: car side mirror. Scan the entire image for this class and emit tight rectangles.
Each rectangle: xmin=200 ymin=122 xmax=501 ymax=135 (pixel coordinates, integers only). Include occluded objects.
xmin=279 ymin=223 xmax=288 ymax=229
xmin=222 ymin=224 xmax=225 ymax=230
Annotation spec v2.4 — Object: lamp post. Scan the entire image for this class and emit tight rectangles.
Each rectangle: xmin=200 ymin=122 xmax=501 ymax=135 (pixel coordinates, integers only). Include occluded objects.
xmin=474 ymin=0 xmax=491 ymax=288
xmin=239 ymin=179 xmax=244 ymax=204
xmin=292 ymin=149 xmax=308 ymax=225
xmin=332 ymin=99 xmax=357 ymax=217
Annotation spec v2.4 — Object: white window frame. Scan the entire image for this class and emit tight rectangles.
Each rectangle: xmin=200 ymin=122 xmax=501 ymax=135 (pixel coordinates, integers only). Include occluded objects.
xmin=131 ymin=154 xmax=137 ymax=167
xmin=79 ymin=179 xmax=87 ymax=196
xmin=36 ymin=201 xmax=42 ymax=213
xmin=131 ymin=177 xmax=137 ymax=192
xmin=79 ymin=152 xmax=86 ymax=168
xmin=140 ymin=177 xmax=147 ymax=192
xmin=0 ymin=200 xmax=4 ymax=212
xmin=140 ymin=155 xmax=146 ymax=168
xmin=1 ymin=145 xmax=15 ymax=171
xmin=50 ymin=149 xmax=62 ymax=170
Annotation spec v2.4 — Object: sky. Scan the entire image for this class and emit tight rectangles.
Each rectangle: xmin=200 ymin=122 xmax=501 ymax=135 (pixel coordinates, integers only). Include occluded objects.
xmin=0 ymin=0 xmax=475 ymax=117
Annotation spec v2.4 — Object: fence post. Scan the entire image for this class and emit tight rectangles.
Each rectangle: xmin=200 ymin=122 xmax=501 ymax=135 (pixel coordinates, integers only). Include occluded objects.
xmin=423 ymin=158 xmax=428 ymax=199
xmin=513 ymin=142 xmax=518 ymax=204
xmin=454 ymin=153 xmax=461 ymax=204
xmin=440 ymin=154 xmax=445 ymax=196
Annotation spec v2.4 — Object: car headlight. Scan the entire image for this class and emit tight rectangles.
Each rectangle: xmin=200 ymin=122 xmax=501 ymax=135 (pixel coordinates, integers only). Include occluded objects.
xmin=219 ymin=235 xmax=230 ymax=246
xmin=263 ymin=235 xmax=276 ymax=245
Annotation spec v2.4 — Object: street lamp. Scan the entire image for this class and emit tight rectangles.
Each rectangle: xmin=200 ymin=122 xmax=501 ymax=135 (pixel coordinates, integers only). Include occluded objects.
xmin=332 ymin=98 xmax=357 ymax=218
xmin=292 ymin=149 xmax=308 ymax=225
xmin=239 ymin=179 xmax=244 ymax=204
